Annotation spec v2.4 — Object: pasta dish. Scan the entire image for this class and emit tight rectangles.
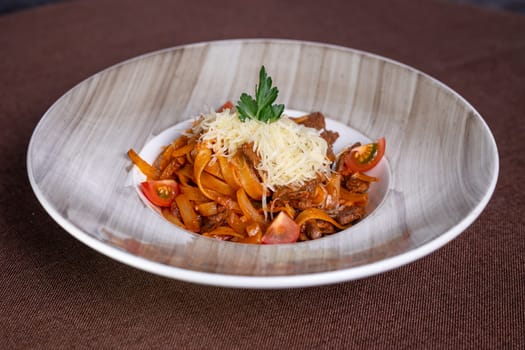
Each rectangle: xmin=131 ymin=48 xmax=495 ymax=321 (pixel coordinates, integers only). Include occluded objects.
xmin=128 ymin=66 xmax=385 ymax=244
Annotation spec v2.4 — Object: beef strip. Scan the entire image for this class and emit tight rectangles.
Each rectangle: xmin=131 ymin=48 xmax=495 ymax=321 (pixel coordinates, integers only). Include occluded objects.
xmin=272 ymin=179 xmax=320 ymax=209
xmin=293 ymin=111 xmax=326 ymax=130
xmin=321 ymin=130 xmax=339 ymax=145
xmin=343 ymin=177 xmax=370 ymax=193
xmin=305 ymin=220 xmax=323 ymax=240
xmin=304 ymin=219 xmax=336 ymax=240
xmin=200 ymin=209 xmax=228 ymax=232
xmin=321 ymin=130 xmax=339 ymax=161
xmin=317 ymin=220 xmax=335 ymax=234
xmin=335 ymin=205 xmax=365 ymax=225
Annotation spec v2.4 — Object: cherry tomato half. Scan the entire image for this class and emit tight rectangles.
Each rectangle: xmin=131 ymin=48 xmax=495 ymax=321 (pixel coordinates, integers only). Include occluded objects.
xmin=217 ymin=100 xmax=234 ymax=113
xmin=140 ymin=180 xmax=179 ymax=207
xmin=262 ymin=212 xmax=300 ymax=244
xmin=343 ymin=137 xmax=386 ymax=173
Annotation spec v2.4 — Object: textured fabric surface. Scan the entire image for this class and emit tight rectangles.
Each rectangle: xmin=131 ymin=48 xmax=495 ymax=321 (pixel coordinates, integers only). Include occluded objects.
xmin=1 ymin=0 xmax=524 ymax=348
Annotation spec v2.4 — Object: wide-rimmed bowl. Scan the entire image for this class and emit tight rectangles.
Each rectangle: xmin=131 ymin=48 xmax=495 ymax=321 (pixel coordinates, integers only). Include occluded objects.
xmin=27 ymin=39 xmax=498 ymax=288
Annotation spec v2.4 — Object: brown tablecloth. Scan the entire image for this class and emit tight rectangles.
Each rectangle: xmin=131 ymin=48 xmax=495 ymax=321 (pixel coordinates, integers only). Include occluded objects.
xmin=1 ymin=0 xmax=524 ymax=348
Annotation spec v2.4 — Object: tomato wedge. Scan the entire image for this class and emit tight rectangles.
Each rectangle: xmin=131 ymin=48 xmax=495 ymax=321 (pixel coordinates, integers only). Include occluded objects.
xmin=343 ymin=137 xmax=386 ymax=173
xmin=262 ymin=212 xmax=300 ymax=244
xmin=217 ymin=100 xmax=234 ymax=113
xmin=140 ymin=180 xmax=179 ymax=207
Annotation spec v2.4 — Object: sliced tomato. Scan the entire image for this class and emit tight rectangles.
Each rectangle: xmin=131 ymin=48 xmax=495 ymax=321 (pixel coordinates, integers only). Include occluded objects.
xmin=262 ymin=212 xmax=300 ymax=244
xmin=140 ymin=180 xmax=179 ymax=207
xmin=343 ymin=137 xmax=386 ymax=173
xmin=217 ymin=100 xmax=234 ymax=113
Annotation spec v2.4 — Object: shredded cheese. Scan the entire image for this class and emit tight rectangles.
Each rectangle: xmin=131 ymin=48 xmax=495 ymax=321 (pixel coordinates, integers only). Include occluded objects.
xmin=196 ymin=109 xmax=331 ymax=189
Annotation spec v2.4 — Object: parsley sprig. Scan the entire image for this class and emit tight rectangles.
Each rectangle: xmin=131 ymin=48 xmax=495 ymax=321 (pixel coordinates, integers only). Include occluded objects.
xmin=236 ymin=66 xmax=284 ymax=123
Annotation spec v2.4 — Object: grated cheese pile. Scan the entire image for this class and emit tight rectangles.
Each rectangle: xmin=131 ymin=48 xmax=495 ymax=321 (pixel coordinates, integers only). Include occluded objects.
xmin=195 ymin=109 xmax=331 ymax=189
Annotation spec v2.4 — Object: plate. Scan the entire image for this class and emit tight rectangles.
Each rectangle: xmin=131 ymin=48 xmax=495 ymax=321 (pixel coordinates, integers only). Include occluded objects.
xmin=27 ymin=39 xmax=498 ymax=288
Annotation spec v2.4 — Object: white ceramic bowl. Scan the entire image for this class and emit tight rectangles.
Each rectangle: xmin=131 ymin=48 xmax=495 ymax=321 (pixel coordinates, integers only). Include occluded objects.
xmin=27 ymin=39 xmax=498 ymax=288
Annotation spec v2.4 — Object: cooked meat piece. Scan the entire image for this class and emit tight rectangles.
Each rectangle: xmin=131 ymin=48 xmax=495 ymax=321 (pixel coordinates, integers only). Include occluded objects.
xmin=297 ymin=199 xmax=314 ymax=210
xmin=343 ymin=177 xmax=370 ymax=193
xmin=241 ymin=142 xmax=261 ymax=166
xmin=299 ymin=231 xmax=309 ymax=241
xmin=272 ymin=196 xmax=312 ymax=210
xmin=317 ymin=220 xmax=335 ymax=235
xmin=321 ymin=130 xmax=339 ymax=161
xmin=200 ymin=209 xmax=228 ymax=232
xmin=305 ymin=220 xmax=323 ymax=240
xmin=293 ymin=112 xmax=326 ymax=130
xmin=303 ymin=220 xmax=336 ymax=240
xmin=272 ymin=179 xmax=320 ymax=209
xmin=273 ymin=180 xmax=318 ymax=200
xmin=321 ymin=130 xmax=339 ymax=145
xmin=335 ymin=205 xmax=365 ymax=225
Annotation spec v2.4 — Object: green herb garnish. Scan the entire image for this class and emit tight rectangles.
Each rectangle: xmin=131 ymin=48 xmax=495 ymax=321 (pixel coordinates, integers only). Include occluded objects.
xmin=236 ymin=66 xmax=285 ymax=123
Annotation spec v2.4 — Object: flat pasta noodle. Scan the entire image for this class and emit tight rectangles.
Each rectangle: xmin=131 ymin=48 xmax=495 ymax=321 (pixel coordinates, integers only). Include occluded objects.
xmin=180 ymin=184 xmax=208 ymax=202
xmin=236 ymin=187 xmax=265 ymax=225
xmin=218 ymin=155 xmax=241 ymax=189
xmin=162 ymin=208 xmax=184 ymax=227
xmin=196 ymin=201 xmax=219 ymax=216
xmin=204 ymin=158 xmax=222 ymax=178
xmin=226 ymin=211 xmax=248 ymax=235
xmin=230 ymin=153 xmax=266 ymax=200
xmin=203 ymin=226 xmax=244 ymax=239
xmin=127 ymin=149 xmax=160 ymax=180
xmin=172 ymin=143 xmax=194 ymax=158
xmin=160 ymin=158 xmax=182 ymax=179
xmin=157 ymin=144 xmax=174 ymax=170
xmin=340 ymin=188 xmax=368 ymax=204
xmin=193 ymin=145 xmax=216 ymax=201
xmin=175 ymin=193 xmax=200 ymax=232
xmin=295 ymin=208 xmax=349 ymax=230
xmin=199 ymin=172 xmax=235 ymax=197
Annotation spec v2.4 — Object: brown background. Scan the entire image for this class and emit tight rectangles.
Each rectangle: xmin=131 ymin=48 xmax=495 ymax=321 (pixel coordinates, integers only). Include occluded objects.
xmin=1 ymin=0 xmax=524 ymax=348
